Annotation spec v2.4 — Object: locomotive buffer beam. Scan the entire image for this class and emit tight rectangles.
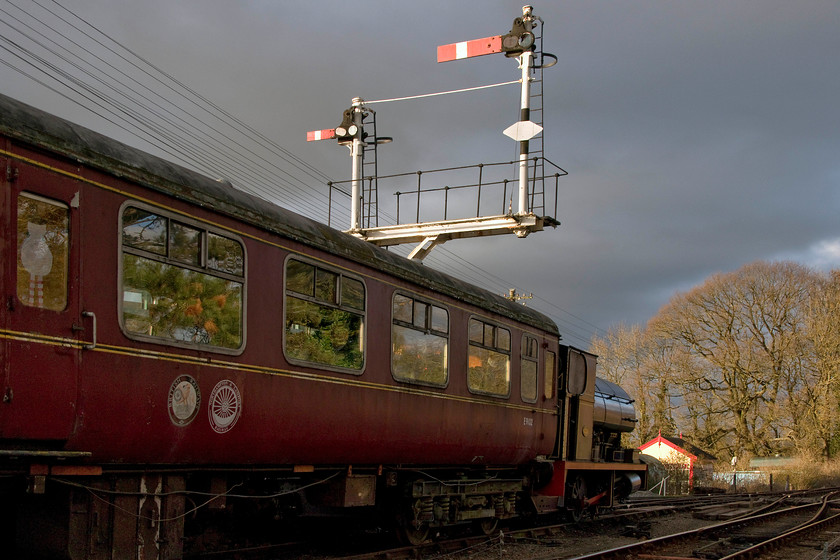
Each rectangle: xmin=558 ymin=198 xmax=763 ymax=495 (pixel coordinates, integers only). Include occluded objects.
xmin=347 ymin=212 xmax=559 ymax=261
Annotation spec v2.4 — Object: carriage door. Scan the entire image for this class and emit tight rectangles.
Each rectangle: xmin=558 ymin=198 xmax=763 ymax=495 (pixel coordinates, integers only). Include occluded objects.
xmin=1 ymin=161 xmax=81 ymax=441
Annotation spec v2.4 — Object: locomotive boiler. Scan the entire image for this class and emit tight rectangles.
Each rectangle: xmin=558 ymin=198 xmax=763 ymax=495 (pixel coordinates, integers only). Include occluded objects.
xmin=0 ymin=92 xmax=644 ymax=558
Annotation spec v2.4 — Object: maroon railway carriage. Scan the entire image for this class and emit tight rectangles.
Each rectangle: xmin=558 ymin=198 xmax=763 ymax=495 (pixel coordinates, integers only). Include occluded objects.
xmin=0 ymin=93 xmax=644 ymax=559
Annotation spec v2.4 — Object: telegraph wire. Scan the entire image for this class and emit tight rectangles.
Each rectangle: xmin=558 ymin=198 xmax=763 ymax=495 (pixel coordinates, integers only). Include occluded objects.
xmin=383 ymin=242 xmax=603 ymax=347
xmin=0 ymin=35 xmax=211 ymax=173
xmin=422 ymin=247 xmax=603 ymax=347
xmin=5 ymin=0 xmax=332 ymax=220
xmin=6 ymin=0 xmax=330 ymax=219
xmin=40 ymin=0 xmax=334 ymax=187
xmin=0 ymin=18 xmax=233 ymax=176
xmin=0 ymin=27 xmax=321 ymax=220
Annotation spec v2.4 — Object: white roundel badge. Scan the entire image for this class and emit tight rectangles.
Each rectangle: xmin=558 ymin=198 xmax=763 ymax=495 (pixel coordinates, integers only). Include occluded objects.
xmin=168 ymin=375 xmax=200 ymax=426
xmin=208 ymin=380 xmax=241 ymax=434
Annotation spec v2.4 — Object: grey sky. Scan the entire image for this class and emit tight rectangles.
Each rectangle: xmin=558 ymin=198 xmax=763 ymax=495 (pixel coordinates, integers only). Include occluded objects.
xmin=2 ymin=0 xmax=839 ymax=347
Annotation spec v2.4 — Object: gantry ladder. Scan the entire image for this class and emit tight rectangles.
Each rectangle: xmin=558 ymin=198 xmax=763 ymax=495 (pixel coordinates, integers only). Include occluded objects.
xmin=528 ymin=23 xmax=547 ymax=217
xmin=360 ymin=110 xmax=380 ymax=229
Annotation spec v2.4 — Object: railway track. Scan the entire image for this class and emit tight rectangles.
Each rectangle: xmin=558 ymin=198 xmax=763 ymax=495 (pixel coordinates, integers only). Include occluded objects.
xmin=182 ymin=489 xmax=840 ymax=559
xmin=570 ymin=491 xmax=840 ymax=560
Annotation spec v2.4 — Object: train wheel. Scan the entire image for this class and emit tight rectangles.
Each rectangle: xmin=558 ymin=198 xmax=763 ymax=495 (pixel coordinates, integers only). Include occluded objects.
xmin=566 ymin=476 xmax=586 ymax=523
xmin=400 ymin=520 xmax=430 ymax=545
xmin=476 ymin=517 xmax=500 ymax=537
xmin=397 ymin=499 xmax=431 ymax=545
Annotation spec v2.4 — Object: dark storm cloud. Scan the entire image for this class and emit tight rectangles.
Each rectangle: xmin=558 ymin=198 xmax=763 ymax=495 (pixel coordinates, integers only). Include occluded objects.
xmin=2 ymin=0 xmax=838 ymax=345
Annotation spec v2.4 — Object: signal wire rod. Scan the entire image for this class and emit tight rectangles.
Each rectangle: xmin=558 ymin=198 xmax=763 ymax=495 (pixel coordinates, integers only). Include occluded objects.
xmin=366 ymin=79 xmax=520 ymax=104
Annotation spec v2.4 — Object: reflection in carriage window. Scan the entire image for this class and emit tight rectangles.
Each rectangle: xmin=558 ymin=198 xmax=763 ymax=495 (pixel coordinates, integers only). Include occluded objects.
xmin=207 ymin=233 xmax=244 ymax=276
xmin=284 ymin=257 xmax=365 ymax=371
xmin=341 ymin=277 xmax=364 ymax=311
xmin=315 ymin=268 xmax=337 ymax=303
xmin=120 ymin=205 xmax=244 ymax=351
xmin=468 ymin=318 xmax=511 ymax=398
xmin=391 ymin=293 xmax=449 ymax=387
xmin=16 ymin=193 xmax=69 ymax=311
xmin=521 ymin=335 xmax=539 ymax=403
xmin=169 ymin=221 xmax=202 ymax=266
xmin=122 ymin=207 xmax=166 ymax=255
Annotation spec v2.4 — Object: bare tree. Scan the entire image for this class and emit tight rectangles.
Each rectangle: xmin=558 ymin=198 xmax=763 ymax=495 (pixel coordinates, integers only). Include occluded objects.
xmin=591 ymin=262 xmax=840 ymax=462
xmin=795 ymin=270 xmax=840 ymax=457
xmin=649 ymin=261 xmax=814 ymax=459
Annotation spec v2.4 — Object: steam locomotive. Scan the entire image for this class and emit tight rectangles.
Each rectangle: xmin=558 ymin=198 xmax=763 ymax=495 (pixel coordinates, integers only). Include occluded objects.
xmin=0 ymin=92 xmax=644 ymax=559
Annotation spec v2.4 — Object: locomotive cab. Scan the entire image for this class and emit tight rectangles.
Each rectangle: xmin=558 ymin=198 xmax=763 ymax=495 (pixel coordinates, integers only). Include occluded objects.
xmin=532 ymin=346 xmax=646 ymax=521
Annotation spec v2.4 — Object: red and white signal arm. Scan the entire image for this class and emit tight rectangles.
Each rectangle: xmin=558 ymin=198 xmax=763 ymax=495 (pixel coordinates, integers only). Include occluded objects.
xmin=306 ymin=128 xmax=336 ymax=142
xmin=437 ymin=35 xmax=503 ymax=62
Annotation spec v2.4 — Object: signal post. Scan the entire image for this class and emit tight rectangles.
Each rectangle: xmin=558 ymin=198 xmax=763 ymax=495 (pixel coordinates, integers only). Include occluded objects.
xmin=308 ymin=5 xmax=556 ymax=260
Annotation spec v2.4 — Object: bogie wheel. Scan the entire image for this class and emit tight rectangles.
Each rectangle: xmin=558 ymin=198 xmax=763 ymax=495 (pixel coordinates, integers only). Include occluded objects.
xmin=566 ymin=476 xmax=586 ymax=523
xmin=400 ymin=521 xmax=431 ymax=546
xmin=476 ymin=517 xmax=500 ymax=537
xmin=397 ymin=499 xmax=431 ymax=545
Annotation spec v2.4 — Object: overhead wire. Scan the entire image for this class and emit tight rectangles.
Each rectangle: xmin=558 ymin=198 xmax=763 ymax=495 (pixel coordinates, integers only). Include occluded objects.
xmin=0 ymin=13 xmax=251 ymax=184
xmin=6 ymin=0 xmax=319 ymax=218
xmin=39 ymin=0 xmax=334 ymax=187
xmin=383 ymin=240 xmax=603 ymax=346
xmin=0 ymin=34 xmax=216 ymax=175
xmin=422 ymin=247 xmax=604 ymax=347
xmin=9 ymin=0 xmax=333 ymax=220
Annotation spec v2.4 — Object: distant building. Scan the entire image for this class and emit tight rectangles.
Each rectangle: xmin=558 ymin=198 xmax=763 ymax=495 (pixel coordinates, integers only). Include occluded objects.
xmin=748 ymin=456 xmax=796 ymax=491
xmin=639 ymin=432 xmax=717 ymax=490
xmin=749 ymin=456 xmax=797 ymax=470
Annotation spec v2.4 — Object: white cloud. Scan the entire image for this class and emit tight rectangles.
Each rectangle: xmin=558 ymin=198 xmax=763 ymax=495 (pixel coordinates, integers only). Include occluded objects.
xmin=808 ymin=239 xmax=840 ymax=271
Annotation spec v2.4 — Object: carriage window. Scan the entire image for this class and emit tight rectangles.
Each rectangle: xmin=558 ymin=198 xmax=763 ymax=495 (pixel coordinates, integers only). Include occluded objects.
xmin=467 ymin=318 xmax=511 ymax=398
xmin=544 ymin=350 xmax=556 ymax=400
xmin=391 ymin=293 xmax=449 ymax=387
xmin=17 ymin=193 xmax=69 ymax=311
xmin=521 ymin=335 xmax=539 ymax=403
xmin=498 ymin=328 xmax=511 ymax=352
xmin=120 ymin=205 xmax=244 ymax=352
xmin=284 ymin=257 xmax=365 ymax=372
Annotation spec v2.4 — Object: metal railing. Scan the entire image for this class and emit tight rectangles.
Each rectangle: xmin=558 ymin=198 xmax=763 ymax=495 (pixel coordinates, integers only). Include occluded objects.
xmin=327 ymin=156 xmax=567 ymax=230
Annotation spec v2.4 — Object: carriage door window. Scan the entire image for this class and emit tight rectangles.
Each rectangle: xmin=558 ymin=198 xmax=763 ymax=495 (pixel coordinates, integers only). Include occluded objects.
xmin=520 ymin=335 xmax=538 ymax=403
xmin=16 ymin=193 xmax=69 ymax=311
xmin=544 ymin=350 xmax=556 ymax=400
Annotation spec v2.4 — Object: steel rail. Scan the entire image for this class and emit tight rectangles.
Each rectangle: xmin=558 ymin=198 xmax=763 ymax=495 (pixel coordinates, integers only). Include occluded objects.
xmin=717 ymin=492 xmax=840 ymax=560
xmin=568 ymin=499 xmax=836 ymax=560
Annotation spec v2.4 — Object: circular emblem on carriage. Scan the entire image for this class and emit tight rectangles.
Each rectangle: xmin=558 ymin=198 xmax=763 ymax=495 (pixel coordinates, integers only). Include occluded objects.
xmin=168 ymin=375 xmax=200 ymax=426
xmin=207 ymin=380 xmax=241 ymax=434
